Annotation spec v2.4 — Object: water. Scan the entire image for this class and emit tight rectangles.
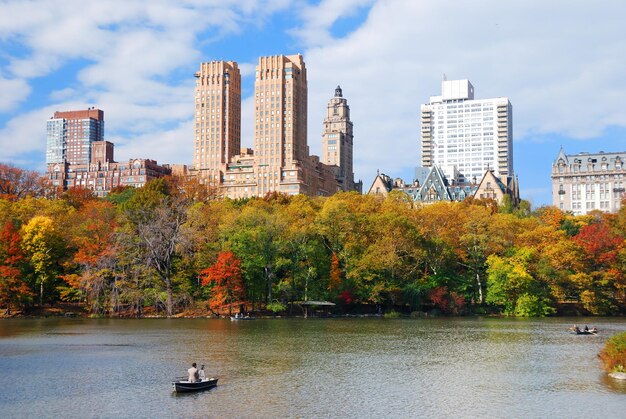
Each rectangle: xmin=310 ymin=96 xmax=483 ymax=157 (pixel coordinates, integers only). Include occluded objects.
xmin=0 ymin=317 xmax=624 ymax=418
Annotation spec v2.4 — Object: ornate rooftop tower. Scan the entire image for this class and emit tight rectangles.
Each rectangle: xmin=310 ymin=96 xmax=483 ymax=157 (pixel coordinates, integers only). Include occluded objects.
xmin=322 ymin=86 xmax=358 ymax=191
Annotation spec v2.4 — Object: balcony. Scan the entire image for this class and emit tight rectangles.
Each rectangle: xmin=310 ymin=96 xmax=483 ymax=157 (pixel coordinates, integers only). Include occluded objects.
xmin=558 ymin=190 xmax=566 ymax=195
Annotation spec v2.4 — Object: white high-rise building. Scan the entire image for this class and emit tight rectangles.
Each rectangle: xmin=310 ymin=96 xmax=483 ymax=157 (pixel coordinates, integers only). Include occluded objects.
xmin=420 ymin=79 xmax=513 ymax=183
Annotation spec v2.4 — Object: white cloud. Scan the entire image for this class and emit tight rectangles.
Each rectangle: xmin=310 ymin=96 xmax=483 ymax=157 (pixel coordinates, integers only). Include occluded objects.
xmin=290 ymin=0 xmax=375 ymax=47
xmin=0 ymin=0 xmax=294 ymax=163
xmin=302 ymin=0 xmax=626 ymax=186
xmin=1 ymin=0 xmax=626 ymax=207
xmin=0 ymin=77 xmax=31 ymax=111
xmin=114 ymin=121 xmax=193 ymax=166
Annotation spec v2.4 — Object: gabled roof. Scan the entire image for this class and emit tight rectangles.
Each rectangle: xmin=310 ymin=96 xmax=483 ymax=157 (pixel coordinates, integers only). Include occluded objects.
xmin=367 ymin=172 xmax=394 ymax=195
xmin=475 ymin=169 xmax=507 ymax=194
xmin=555 ymin=146 xmax=569 ymax=165
xmin=416 ymin=166 xmax=452 ymax=201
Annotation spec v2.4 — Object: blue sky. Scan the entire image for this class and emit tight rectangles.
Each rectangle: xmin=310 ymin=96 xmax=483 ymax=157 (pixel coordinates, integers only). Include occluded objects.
xmin=1 ymin=0 xmax=625 ymax=208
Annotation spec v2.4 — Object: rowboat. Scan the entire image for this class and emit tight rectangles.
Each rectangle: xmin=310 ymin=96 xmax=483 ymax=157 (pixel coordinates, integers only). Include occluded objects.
xmin=172 ymin=378 xmax=218 ymax=393
xmin=573 ymin=330 xmax=597 ymax=335
xmin=569 ymin=327 xmax=598 ymax=335
xmin=230 ymin=316 xmax=255 ymax=321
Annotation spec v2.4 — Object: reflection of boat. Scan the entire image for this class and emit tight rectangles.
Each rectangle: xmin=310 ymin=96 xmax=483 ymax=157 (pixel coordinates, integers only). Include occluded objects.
xmin=172 ymin=378 xmax=218 ymax=393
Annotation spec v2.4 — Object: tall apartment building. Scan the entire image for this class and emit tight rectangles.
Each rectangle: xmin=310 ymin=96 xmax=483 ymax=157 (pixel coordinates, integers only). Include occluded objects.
xmin=206 ymin=54 xmax=340 ymax=199
xmin=420 ymin=79 xmax=513 ymax=183
xmin=552 ymin=148 xmax=625 ymax=215
xmin=321 ymin=86 xmax=360 ymax=192
xmin=193 ymin=61 xmax=241 ymax=185
xmin=46 ymin=108 xmax=104 ymax=165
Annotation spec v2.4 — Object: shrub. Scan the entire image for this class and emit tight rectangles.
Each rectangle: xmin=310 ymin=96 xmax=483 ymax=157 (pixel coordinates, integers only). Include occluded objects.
xmin=599 ymin=332 xmax=626 ymax=373
xmin=514 ymin=294 xmax=556 ymax=317
xmin=383 ymin=310 xmax=401 ymax=318
xmin=266 ymin=301 xmax=287 ymax=313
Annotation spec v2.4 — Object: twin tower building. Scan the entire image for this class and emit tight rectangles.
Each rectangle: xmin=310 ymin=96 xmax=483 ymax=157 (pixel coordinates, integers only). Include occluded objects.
xmin=192 ymin=54 xmax=361 ymax=198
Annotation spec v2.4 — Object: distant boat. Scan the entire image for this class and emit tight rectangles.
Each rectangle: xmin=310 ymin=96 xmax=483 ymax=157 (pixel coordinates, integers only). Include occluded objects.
xmin=172 ymin=378 xmax=218 ymax=393
xmin=570 ymin=327 xmax=598 ymax=335
xmin=230 ymin=315 xmax=255 ymax=321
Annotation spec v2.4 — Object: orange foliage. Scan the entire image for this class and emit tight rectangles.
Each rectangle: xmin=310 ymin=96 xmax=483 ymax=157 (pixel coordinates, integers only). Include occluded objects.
xmin=329 ymin=252 xmax=342 ymax=291
xmin=573 ymin=222 xmax=623 ymax=265
xmin=200 ymin=251 xmax=245 ymax=312
xmin=0 ymin=222 xmax=33 ymax=312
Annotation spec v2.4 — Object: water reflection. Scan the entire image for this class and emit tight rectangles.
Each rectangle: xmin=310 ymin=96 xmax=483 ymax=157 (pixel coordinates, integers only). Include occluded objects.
xmin=0 ymin=317 xmax=624 ymax=418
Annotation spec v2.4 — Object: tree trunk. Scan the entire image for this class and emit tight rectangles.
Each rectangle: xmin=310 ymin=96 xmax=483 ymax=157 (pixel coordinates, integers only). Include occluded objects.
xmin=166 ymin=276 xmax=173 ymax=318
xmin=476 ymin=272 xmax=483 ymax=304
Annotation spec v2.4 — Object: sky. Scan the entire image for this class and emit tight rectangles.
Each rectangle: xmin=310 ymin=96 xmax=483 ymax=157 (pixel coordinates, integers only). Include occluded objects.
xmin=1 ymin=0 xmax=625 ymax=208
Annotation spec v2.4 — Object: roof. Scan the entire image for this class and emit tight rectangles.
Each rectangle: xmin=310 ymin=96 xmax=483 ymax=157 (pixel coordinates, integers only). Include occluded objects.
xmin=298 ymin=300 xmax=336 ymax=306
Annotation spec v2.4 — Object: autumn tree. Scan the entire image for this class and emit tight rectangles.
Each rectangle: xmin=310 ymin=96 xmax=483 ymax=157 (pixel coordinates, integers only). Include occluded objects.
xmin=572 ymin=220 xmax=624 ymax=314
xmin=486 ymin=248 xmax=556 ymax=316
xmin=0 ymin=163 xmax=47 ymax=200
xmin=0 ymin=221 xmax=33 ymax=314
xmin=223 ymin=200 xmax=286 ymax=306
xmin=201 ymin=251 xmax=244 ymax=316
xmin=119 ymin=178 xmax=190 ymax=317
xmin=63 ymin=200 xmax=119 ymax=314
xmin=21 ymin=216 xmax=63 ymax=305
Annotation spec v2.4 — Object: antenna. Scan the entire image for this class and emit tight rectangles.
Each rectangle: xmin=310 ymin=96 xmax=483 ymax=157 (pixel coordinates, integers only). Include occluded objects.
xmin=442 ymin=73 xmax=447 ymax=81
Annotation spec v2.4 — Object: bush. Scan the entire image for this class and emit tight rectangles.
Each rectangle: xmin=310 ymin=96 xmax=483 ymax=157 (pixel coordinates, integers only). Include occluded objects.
xmin=599 ymin=332 xmax=626 ymax=373
xmin=383 ymin=310 xmax=401 ymax=318
xmin=514 ymin=294 xmax=556 ymax=317
xmin=266 ymin=301 xmax=287 ymax=313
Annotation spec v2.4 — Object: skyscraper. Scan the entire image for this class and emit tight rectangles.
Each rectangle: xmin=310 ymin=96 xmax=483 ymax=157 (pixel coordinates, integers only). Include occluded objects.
xmin=199 ymin=54 xmax=340 ymax=198
xmin=193 ymin=61 xmax=241 ymax=185
xmin=254 ymin=54 xmax=307 ymax=168
xmin=322 ymin=86 xmax=357 ymax=191
xmin=420 ymin=79 xmax=513 ymax=183
xmin=46 ymin=108 xmax=104 ymax=165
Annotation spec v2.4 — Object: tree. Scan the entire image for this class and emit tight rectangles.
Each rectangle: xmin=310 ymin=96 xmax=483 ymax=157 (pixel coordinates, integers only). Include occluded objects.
xmin=200 ymin=251 xmax=244 ymax=316
xmin=486 ymin=248 xmax=556 ymax=316
xmin=63 ymin=200 xmax=118 ymax=314
xmin=223 ymin=200 xmax=285 ymax=306
xmin=119 ymin=178 xmax=190 ymax=317
xmin=0 ymin=221 xmax=33 ymax=314
xmin=0 ymin=163 xmax=47 ymax=200
xmin=21 ymin=216 xmax=61 ymax=305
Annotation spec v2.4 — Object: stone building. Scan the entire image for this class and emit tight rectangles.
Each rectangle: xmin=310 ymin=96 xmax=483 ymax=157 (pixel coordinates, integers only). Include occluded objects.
xmin=552 ymin=148 xmax=625 ymax=214
xmin=47 ymin=140 xmax=171 ymax=197
xmin=368 ymin=166 xmax=518 ymax=205
xmin=192 ymin=55 xmax=358 ymax=199
xmin=321 ymin=86 xmax=362 ymax=192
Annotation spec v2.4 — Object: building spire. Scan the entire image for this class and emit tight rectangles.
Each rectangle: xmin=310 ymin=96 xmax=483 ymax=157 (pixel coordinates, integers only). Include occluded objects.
xmin=335 ymin=85 xmax=343 ymax=97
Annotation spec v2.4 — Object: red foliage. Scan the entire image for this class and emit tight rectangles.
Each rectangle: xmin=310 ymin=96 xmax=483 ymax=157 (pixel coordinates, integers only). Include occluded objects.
xmin=428 ymin=286 xmax=465 ymax=314
xmin=428 ymin=287 xmax=449 ymax=311
xmin=338 ymin=290 xmax=354 ymax=305
xmin=0 ymin=163 xmax=46 ymax=200
xmin=200 ymin=251 xmax=245 ymax=312
xmin=0 ymin=222 xmax=33 ymax=312
xmin=573 ymin=222 xmax=623 ymax=265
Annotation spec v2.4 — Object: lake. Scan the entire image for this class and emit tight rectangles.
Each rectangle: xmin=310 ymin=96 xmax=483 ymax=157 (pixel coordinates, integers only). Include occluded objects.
xmin=0 ymin=317 xmax=624 ymax=418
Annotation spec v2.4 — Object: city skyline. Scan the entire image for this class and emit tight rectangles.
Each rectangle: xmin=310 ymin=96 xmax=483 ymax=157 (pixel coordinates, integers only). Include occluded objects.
xmin=1 ymin=1 xmax=625 ymax=207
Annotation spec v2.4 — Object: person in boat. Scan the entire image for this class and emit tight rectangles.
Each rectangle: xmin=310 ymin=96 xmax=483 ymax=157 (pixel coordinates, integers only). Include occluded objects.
xmin=188 ymin=362 xmax=199 ymax=383
xmin=573 ymin=325 xmax=581 ymax=333
xmin=199 ymin=364 xmax=206 ymax=381
xmin=584 ymin=325 xmax=589 ymax=332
